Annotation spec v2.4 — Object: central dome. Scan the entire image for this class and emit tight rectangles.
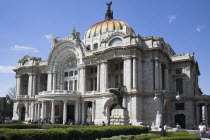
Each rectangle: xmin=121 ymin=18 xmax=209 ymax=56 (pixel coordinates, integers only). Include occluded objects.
xmin=85 ymin=19 xmax=134 ymax=38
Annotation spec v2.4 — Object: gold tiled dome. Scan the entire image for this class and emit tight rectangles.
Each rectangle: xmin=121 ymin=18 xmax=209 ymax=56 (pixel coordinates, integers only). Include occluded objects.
xmin=85 ymin=19 xmax=135 ymax=38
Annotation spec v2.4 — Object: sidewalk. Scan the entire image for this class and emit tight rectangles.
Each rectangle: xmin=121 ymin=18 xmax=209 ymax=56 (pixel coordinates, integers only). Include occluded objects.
xmin=187 ymin=130 xmax=209 ymax=140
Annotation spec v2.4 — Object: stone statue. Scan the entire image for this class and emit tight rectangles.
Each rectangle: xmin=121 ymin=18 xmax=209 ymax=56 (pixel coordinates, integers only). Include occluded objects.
xmin=105 ymin=1 xmax=113 ymax=20
xmin=71 ymin=27 xmax=80 ymax=40
xmin=87 ymin=107 xmax=92 ymax=117
xmin=155 ymin=111 xmax=162 ymax=127
xmin=109 ymin=84 xmax=127 ymax=107
xmin=51 ymin=34 xmax=59 ymax=44
xmin=106 ymin=1 xmax=112 ymax=9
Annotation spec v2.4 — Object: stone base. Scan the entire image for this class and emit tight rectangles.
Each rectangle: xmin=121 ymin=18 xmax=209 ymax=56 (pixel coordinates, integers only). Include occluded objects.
xmin=86 ymin=116 xmax=92 ymax=125
xmin=110 ymin=105 xmax=129 ymax=126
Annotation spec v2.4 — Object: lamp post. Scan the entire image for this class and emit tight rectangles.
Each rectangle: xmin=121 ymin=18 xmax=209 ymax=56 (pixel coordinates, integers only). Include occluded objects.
xmin=154 ymin=90 xmax=181 ymax=137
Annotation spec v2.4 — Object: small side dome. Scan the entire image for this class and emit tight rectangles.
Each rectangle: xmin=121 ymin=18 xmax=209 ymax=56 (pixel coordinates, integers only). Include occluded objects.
xmin=85 ymin=19 xmax=134 ymax=38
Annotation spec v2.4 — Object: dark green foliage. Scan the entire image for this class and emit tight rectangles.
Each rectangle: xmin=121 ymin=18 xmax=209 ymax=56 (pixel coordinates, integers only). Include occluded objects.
xmin=0 ymin=125 xmax=148 ymax=140
xmin=0 ymin=134 xmax=9 ymax=140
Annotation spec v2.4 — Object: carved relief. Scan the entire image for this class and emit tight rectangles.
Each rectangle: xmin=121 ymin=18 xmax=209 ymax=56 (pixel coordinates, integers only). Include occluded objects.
xmin=64 ymin=58 xmax=77 ymax=69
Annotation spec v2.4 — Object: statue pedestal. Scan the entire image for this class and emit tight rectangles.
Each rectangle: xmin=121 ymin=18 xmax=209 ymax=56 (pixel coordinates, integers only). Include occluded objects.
xmin=110 ymin=105 xmax=129 ymax=126
xmin=86 ymin=116 xmax=92 ymax=125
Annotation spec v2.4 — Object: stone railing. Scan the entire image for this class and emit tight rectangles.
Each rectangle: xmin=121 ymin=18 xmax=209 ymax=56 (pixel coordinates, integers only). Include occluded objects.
xmin=17 ymin=95 xmax=29 ymax=98
xmin=39 ymin=90 xmax=79 ymax=95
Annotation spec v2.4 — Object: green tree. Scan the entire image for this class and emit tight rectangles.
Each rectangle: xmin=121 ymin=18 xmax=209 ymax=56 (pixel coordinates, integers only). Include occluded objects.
xmin=5 ymin=87 xmax=15 ymax=119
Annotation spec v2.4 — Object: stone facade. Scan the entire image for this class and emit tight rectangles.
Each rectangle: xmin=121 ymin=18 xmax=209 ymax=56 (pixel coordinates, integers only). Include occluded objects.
xmin=12 ymin=4 xmax=210 ymax=129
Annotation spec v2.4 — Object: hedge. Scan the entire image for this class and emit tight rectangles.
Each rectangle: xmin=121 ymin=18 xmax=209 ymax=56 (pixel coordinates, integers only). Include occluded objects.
xmin=0 ymin=126 xmax=148 ymax=140
xmin=100 ymin=132 xmax=201 ymax=140
xmin=0 ymin=124 xmax=86 ymax=129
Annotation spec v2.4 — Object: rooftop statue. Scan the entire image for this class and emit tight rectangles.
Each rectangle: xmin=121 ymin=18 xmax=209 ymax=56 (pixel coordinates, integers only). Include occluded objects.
xmin=51 ymin=34 xmax=59 ymax=44
xmin=71 ymin=27 xmax=80 ymax=40
xmin=105 ymin=1 xmax=113 ymax=20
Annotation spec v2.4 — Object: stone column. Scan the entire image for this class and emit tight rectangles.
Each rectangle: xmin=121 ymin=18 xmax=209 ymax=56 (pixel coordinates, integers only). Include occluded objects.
xmin=138 ymin=59 xmax=143 ymax=92
xmin=100 ymin=61 xmax=108 ymax=93
xmin=41 ymin=101 xmax=45 ymax=120
xmin=154 ymin=59 xmax=160 ymax=90
xmin=47 ymin=72 xmax=52 ymax=91
xmin=32 ymin=74 xmax=36 ymax=96
xmin=123 ymin=95 xmax=127 ymax=109
xmin=28 ymin=73 xmax=33 ymax=96
xmin=51 ymin=100 xmax=55 ymax=124
xmin=123 ymin=57 xmax=132 ymax=92
xmin=164 ymin=68 xmax=169 ymax=91
xmin=75 ymin=102 xmax=79 ymax=124
xmin=37 ymin=102 xmax=41 ymax=121
xmin=16 ymin=75 xmax=21 ymax=97
xmin=92 ymin=101 xmax=95 ymax=123
xmin=97 ymin=63 xmax=100 ymax=91
xmin=37 ymin=74 xmax=40 ymax=93
xmin=79 ymin=66 xmax=86 ymax=94
xmin=132 ymin=57 xmax=137 ymax=90
xmin=196 ymin=104 xmax=200 ymax=124
xmin=82 ymin=101 xmax=86 ymax=124
xmin=73 ymin=80 xmax=75 ymax=91
xmin=34 ymin=103 xmax=37 ymax=121
xmin=205 ymin=104 xmax=208 ymax=125
xmin=63 ymin=100 xmax=67 ymax=124
xmin=159 ymin=63 xmax=162 ymax=90
xmin=52 ymin=72 xmax=56 ymax=90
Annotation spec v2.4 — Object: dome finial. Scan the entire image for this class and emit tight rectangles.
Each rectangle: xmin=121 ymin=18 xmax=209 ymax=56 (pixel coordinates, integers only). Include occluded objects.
xmin=105 ymin=1 xmax=113 ymax=20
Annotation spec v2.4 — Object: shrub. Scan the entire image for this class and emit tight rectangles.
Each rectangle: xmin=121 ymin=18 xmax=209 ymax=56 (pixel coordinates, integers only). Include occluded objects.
xmin=0 ymin=125 xmax=148 ymax=140
xmin=0 ymin=134 xmax=9 ymax=140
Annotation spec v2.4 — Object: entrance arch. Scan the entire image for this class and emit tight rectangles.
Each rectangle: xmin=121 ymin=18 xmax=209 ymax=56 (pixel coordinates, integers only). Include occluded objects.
xmin=20 ymin=106 xmax=26 ymax=121
xmin=175 ymin=114 xmax=185 ymax=129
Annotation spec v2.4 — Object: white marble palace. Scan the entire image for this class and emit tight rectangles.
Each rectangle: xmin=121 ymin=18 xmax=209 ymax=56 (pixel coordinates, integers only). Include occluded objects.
xmin=12 ymin=2 xmax=210 ymax=129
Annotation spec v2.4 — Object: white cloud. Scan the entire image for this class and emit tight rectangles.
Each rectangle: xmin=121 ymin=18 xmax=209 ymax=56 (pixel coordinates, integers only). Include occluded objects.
xmin=196 ymin=25 xmax=205 ymax=32
xmin=168 ymin=15 xmax=176 ymax=24
xmin=10 ymin=45 xmax=39 ymax=53
xmin=0 ymin=65 xmax=15 ymax=74
xmin=43 ymin=34 xmax=52 ymax=40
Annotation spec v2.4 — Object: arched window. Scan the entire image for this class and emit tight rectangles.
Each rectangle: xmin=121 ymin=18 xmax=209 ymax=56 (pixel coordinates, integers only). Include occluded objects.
xmin=22 ymin=60 xmax=29 ymax=66
xmin=93 ymin=43 xmax=98 ymax=50
xmin=109 ymin=38 xmax=122 ymax=46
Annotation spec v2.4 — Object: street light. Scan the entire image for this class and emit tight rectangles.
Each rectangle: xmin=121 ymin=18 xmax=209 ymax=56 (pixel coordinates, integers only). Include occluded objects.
xmin=154 ymin=91 xmax=181 ymax=137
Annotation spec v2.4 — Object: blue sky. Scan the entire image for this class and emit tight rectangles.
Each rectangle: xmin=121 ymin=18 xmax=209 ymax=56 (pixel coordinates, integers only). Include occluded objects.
xmin=0 ymin=0 xmax=209 ymax=96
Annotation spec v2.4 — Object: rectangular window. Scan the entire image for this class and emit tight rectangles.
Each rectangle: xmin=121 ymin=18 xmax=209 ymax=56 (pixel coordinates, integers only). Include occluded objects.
xmin=115 ymin=64 xmax=119 ymax=70
xmin=74 ymin=71 xmax=78 ymax=76
xmin=64 ymin=81 xmax=68 ymax=90
xmin=91 ymin=78 xmax=94 ymax=91
xmin=153 ymin=61 xmax=155 ymax=90
xmin=74 ymin=80 xmax=77 ymax=91
xmin=120 ymin=62 xmax=123 ymax=69
xmin=69 ymin=71 xmax=74 ymax=77
xmin=64 ymin=72 xmax=68 ymax=77
xmin=120 ymin=74 xmax=123 ymax=85
xmin=175 ymin=103 xmax=184 ymax=110
xmin=176 ymin=68 xmax=183 ymax=74
xmin=95 ymin=77 xmax=97 ymax=91
xmin=91 ymin=68 xmax=94 ymax=73
xmin=69 ymin=81 xmax=73 ymax=91
xmin=176 ymin=78 xmax=183 ymax=94
xmin=95 ymin=68 xmax=97 ymax=73
xmin=115 ymin=75 xmax=118 ymax=88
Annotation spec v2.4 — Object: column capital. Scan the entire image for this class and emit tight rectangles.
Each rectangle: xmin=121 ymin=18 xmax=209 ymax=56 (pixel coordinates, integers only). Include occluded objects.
xmin=16 ymin=75 xmax=21 ymax=78
xmin=123 ymin=56 xmax=132 ymax=60
xmin=100 ymin=60 xmax=108 ymax=63
xmin=63 ymin=99 xmax=68 ymax=103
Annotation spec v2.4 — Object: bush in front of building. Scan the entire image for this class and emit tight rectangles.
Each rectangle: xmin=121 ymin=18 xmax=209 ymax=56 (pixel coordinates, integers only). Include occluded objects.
xmin=100 ymin=131 xmax=201 ymax=140
xmin=0 ymin=134 xmax=9 ymax=140
xmin=0 ymin=125 xmax=148 ymax=140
